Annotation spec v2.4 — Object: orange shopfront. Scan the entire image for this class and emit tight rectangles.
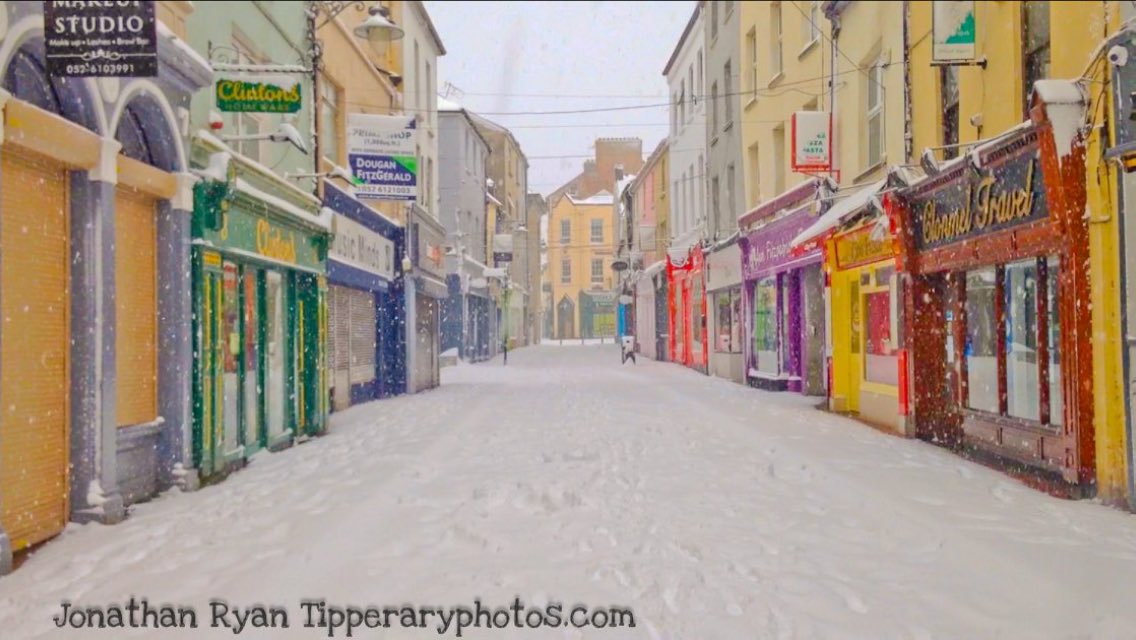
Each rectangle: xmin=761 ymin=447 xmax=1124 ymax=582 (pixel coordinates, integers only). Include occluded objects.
xmin=893 ymin=106 xmax=1093 ymax=489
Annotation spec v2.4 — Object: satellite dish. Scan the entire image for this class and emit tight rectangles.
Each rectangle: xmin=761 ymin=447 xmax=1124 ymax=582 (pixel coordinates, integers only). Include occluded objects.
xmin=611 ymin=259 xmax=629 ymax=272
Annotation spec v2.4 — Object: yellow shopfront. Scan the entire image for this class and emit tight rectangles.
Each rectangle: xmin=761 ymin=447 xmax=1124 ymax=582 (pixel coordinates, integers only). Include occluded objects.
xmin=826 ymin=223 xmax=903 ymax=432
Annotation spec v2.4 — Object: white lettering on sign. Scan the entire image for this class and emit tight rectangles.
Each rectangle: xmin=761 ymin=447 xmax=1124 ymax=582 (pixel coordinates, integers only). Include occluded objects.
xmin=331 ymin=213 xmax=395 ymax=281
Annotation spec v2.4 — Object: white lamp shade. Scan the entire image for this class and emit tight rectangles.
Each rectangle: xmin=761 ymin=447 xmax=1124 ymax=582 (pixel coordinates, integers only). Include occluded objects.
xmin=354 ymin=12 xmax=405 ymax=44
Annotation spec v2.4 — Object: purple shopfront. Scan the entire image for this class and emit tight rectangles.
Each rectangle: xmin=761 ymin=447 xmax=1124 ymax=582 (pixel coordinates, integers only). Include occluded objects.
xmin=739 ymin=189 xmax=827 ymax=395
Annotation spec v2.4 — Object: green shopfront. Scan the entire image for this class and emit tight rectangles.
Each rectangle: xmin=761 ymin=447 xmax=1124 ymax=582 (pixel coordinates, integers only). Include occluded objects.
xmin=190 ymin=135 xmax=330 ymax=480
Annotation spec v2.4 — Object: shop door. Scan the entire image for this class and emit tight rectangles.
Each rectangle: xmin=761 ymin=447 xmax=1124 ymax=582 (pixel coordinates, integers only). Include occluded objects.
xmin=0 ymin=148 xmax=69 ymax=551
xmin=265 ymin=271 xmax=288 ymax=443
xmin=221 ymin=262 xmax=242 ymax=462
xmin=195 ymin=254 xmax=225 ymax=476
xmin=848 ymin=272 xmax=863 ymax=413
xmin=295 ymin=274 xmax=327 ymax=436
xmin=114 ymin=186 xmax=158 ymax=428
xmin=348 ymin=288 xmax=377 ymax=391
xmin=241 ymin=266 xmax=263 ymax=453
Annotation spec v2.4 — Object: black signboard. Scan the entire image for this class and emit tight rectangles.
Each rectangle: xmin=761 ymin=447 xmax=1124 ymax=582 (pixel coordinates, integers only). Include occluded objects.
xmin=908 ymin=126 xmax=1049 ymax=251
xmin=44 ymin=1 xmax=158 ymax=78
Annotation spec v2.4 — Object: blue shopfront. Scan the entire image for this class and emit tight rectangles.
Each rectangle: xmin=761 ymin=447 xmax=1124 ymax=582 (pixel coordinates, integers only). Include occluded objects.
xmin=324 ymin=182 xmax=405 ymax=410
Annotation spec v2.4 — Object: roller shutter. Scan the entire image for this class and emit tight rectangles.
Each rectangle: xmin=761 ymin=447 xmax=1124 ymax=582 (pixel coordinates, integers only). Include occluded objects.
xmin=114 ymin=185 xmax=158 ymax=427
xmin=348 ymin=288 xmax=376 ymax=384
xmin=0 ymin=148 xmax=70 ymax=551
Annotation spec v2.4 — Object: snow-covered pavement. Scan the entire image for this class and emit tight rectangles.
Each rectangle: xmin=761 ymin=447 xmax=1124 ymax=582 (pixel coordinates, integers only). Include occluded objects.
xmin=3 ymin=345 xmax=1136 ymax=639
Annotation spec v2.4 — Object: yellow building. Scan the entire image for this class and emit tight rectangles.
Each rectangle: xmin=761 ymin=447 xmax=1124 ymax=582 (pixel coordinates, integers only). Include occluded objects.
xmin=548 ymin=192 xmax=617 ymax=339
xmin=903 ymin=0 xmax=1121 ymax=495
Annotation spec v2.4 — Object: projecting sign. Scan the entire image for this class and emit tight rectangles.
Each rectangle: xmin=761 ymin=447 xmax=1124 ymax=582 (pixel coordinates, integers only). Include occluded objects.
xmin=790 ymin=111 xmax=832 ymax=173
xmin=215 ymin=74 xmax=302 ymax=113
xmin=932 ymin=0 xmax=977 ymax=63
xmin=44 ymin=1 xmax=158 ymax=77
xmin=347 ymin=114 xmax=418 ymax=201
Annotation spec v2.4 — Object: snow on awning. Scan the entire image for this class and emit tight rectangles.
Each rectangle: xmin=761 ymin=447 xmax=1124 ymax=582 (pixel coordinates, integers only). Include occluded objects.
xmin=636 ymin=259 xmax=667 ymax=283
xmin=790 ymin=179 xmax=887 ymax=252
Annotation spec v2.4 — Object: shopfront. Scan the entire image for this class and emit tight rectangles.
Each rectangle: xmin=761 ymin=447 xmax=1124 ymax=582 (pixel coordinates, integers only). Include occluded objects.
xmin=706 ymin=241 xmax=744 ymax=383
xmin=325 ymin=182 xmax=404 ymax=411
xmin=790 ymin=173 xmax=908 ymax=431
xmin=633 ymin=261 xmax=666 ymax=360
xmin=191 ymin=137 xmax=330 ymax=480
xmin=893 ymin=114 xmax=1093 ymax=487
xmin=739 ymin=191 xmax=826 ymax=394
xmin=667 ymin=244 xmax=706 ymax=371
xmin=406 ymin=203 xmax=448 ymax=393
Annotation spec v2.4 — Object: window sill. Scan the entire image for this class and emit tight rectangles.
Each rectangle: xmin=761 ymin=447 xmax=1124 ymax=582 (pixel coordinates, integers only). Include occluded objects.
xmin=962 ymin=409 xmax=1062 ymax=436
xmin=745 ymin=96 xmax=758 ymax=111
xmin=799 ymin=38 xmax=820 ymax=59
xmin=767 ymin=72 xmax=784 ymax=89
xmin=711 ymin=134 xmax=719 ymax=147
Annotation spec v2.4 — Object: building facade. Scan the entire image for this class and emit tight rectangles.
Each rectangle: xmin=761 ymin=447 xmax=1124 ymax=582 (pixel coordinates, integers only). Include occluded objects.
xmin=664 ymin=3 xmax=707 ymax=373
xmin=548 ymin=192 xmax=617 ymax=339
xmin=317 ymin=0 xmax=406 ymax=410
xmin=438 ymin=100 xmax=492 ymax=361
xmin=0 ymin=0 xmax=211 ymax=573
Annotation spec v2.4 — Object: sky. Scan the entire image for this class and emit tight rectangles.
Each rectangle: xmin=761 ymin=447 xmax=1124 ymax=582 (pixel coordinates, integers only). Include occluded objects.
xmin=424 ymin=1 xmax=695 ymax=197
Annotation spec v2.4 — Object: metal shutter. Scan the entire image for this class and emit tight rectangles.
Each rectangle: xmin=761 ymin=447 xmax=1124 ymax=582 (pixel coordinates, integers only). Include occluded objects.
xmin=114 ymin=185 xmax=158 ymax=427
xmin=348 ymin=288 xmax=376 ymax=384
xmin=329 ymin=285 xmax=351 ymax=375
xmin=1 ymin=148 xmax=69 ymax=551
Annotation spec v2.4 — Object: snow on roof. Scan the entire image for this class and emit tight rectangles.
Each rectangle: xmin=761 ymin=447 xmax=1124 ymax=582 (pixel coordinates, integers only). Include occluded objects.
xmin=568 ymin=190 xmax=613 ymax=206
xmin=156 ymin=22 xmax=213 ymax=81
xmin=616 ymin=175 xmax=638 ymax=198
xmin=791 ymin=179 xmax=888 ymax=249
xmin=1033 ymin=79 xmax=1088 ymax=159
xmin=438 ymin=96 xmax=462 ymax=112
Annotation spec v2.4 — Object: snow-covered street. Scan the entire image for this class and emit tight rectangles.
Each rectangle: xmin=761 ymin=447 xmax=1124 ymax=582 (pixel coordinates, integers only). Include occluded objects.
xmin=3 ymin=345 xmax=1136 ymax=639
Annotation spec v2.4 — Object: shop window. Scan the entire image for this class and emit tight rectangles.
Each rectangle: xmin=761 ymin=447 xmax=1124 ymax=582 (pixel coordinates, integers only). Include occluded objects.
xmin=863 ymin=267 xmax=898 ymax=386
xmin=866 ymin=56 xmax=886 ymax=167
xmin=754 ymin=277 xmax=779 ymax=374
xmin=849 ymin=279 xmax=861 ymax=355
xmin=966 ymin=267 xmax=1000 ymax=413
xmin=1047 ymin=256 xmax=1063 ymax=425
xmin=1005 ymin=259 xmax=1039 ymax=420
xmin=715 ymin=289 xmax=742 ymax=354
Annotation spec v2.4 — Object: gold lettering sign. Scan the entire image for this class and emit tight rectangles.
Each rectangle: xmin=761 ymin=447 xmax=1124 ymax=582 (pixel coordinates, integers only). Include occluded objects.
xmin=835 ymin=227 xmax=892 ymax=270
xmin=255 ymin=218 xmax=298 ymax=264
xmin=918 ymin=160 xmax=1040 ymax=249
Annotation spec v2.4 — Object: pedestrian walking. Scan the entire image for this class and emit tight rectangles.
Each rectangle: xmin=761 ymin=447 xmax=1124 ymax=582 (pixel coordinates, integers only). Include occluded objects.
xmin=621 ymin=335 xmax=636 ymax=365
xmin=502 ymin=339 xmax=508 ymax=365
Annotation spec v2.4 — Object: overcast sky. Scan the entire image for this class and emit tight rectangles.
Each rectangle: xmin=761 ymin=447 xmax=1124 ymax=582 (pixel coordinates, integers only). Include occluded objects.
xmin=424 ymin=1 xmax=695 ymax=197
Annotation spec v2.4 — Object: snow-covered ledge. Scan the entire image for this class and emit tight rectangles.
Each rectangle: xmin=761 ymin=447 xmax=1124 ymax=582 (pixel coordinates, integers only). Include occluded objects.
xmin=173 ymin=172 xmax=198 ymax=212
xmin=89 ymin=138 xmax=123 ymax=184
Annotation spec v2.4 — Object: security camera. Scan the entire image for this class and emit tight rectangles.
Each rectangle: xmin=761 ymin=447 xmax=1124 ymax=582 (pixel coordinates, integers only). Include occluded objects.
xmin=1109 ymin=45 xmax=1129 ymax=67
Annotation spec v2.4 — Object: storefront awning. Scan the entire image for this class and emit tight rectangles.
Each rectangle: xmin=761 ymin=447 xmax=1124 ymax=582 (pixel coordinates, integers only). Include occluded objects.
xmin=790 ymin=178 xmax=888 ymax=253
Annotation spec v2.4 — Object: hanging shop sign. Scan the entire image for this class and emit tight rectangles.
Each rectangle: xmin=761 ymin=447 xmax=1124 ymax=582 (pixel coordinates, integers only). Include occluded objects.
xmin=908 ymin=127 xmax=1047 ymax=251
xmin=215 ymin=74 xmax=302 ymax=113
xmin=790 ymin=111 xmax=832 ymax=172
xmin=833 ymin=225 xmax=893 ymax=270
xmin=43 ymin=1 xmax=158 ymax=77
xmin=203 ymin=205 xmax=323 ymax=271
xmin=331 ymin=213 xmax=396 ymax=281
xmin=932 ymin=0 xmax=977 ymax=64
xmin=347 ymin=114 xmax=418 ymax=201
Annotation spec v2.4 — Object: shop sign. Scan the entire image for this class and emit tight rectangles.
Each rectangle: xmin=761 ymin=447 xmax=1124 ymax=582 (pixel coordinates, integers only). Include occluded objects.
xmin=741 ymin=207 xmax=819 ymax=280
xmin=205 ymin=206 xmax=323 ymax=272
xmin=932 ymin=0 xmax=977 ymax=63
xmin=215 ymin=74 xmax=302 ymax=113
xmin=791 ymin=111 xmax=832 ymax=172
xmin=908 ymin=128 xmax=1047 ymax=251
xmin=347 ymin=114 xmax=418 ymax=201
xmin=833 ymin=226 xmax=892 ymax=270
xmin=331 ymin=213 xmax=395 ymax=281
xmin=44 ymin=1 xmax=158 ymax=77
xmin=409 ymin=210 xmax=447 ymax=280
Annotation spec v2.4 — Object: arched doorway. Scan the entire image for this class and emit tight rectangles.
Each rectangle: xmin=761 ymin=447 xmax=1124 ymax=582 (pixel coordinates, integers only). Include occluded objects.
xmin=557 ymin=296 xmax=576 ymax=339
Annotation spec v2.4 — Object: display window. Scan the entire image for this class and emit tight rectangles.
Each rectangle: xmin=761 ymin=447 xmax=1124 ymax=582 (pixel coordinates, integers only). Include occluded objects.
xmin=754 ymin=277 xmax=779 ymax=374
xmin=863 ymin=265 xmax=898 ymax=386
